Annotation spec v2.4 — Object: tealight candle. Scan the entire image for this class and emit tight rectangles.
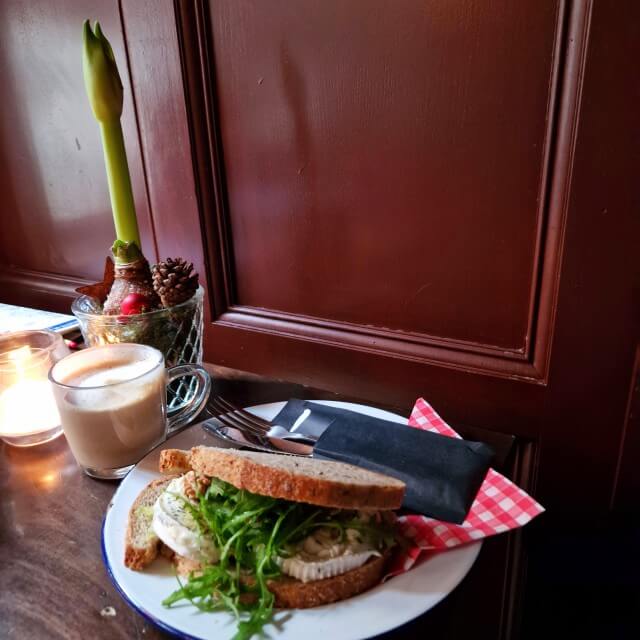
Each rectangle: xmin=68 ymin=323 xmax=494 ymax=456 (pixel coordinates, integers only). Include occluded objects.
xmin=0 ymin=331 xmax=69 ymax=447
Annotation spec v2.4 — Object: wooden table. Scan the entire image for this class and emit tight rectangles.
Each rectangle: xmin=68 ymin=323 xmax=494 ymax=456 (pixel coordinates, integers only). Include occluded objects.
xmin=0 ymin=366 xmax=520 ymax=639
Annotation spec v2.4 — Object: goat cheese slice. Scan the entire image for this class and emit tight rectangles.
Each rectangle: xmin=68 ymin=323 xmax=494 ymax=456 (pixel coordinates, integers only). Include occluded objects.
xmin=277 ymin=550 xmax=380 ymax=583
xmin=276 ymin=526 xmax=381 ymax=583
xmin=152 ymin=476 xmax=219 ymax=563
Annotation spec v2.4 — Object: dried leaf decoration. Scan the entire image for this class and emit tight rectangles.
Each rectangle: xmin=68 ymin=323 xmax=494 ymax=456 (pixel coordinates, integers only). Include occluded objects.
xmin=75 ymin=256 xmax=115 ymax=302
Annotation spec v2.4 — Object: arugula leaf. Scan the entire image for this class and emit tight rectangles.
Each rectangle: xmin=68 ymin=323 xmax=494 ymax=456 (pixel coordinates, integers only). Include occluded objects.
xmin=162 ymin=479 xmax=396 ymax=639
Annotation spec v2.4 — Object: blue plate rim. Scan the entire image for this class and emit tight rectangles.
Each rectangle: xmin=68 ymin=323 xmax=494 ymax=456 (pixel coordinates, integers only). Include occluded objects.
xmin=101 ymin=508 xmax=201 ymax=640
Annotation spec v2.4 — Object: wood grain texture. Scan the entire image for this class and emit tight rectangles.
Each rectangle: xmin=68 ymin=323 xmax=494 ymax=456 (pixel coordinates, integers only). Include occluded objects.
xmin=0 ymin=435 xmax=149 ymax=639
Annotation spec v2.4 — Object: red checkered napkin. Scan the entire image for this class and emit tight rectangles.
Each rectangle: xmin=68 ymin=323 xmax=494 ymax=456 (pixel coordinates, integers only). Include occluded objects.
xmin=386 ymin=398 xmax=544 ymax=576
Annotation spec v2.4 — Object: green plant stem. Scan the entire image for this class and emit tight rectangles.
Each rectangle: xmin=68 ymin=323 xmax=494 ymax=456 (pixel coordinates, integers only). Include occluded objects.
xmin=99 ymin=118 xmax=141 ymax=253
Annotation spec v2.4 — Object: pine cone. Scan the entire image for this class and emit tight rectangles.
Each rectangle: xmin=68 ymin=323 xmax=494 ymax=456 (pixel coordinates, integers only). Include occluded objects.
xmin=152 ymin=258 xmax=199 ymax=308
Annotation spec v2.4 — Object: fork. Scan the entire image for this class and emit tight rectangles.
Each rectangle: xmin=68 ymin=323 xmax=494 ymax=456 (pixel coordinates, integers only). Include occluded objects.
xmin=206 ymin=396 xmax=316 ymax=444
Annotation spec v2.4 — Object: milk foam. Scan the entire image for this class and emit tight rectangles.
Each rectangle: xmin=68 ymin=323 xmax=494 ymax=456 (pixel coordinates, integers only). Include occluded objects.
xmin=63 ymin=357 xmax=161 ymax=411
xmin=74 ymin=359 xmax=158 ymax=388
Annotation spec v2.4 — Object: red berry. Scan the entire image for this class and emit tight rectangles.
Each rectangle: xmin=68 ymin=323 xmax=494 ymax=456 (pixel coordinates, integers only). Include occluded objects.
xmin=120 ymin=293 xmax=151 ymax=316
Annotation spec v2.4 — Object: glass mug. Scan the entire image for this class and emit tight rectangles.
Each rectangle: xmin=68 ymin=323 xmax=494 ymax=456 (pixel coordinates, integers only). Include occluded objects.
xmin=49 ymin=343 xmax=211 ymax=479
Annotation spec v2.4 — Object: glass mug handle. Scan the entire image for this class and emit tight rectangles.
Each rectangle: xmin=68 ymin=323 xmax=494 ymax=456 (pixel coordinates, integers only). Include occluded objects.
xmin=165 ymin=364 xmax=211 ymax=435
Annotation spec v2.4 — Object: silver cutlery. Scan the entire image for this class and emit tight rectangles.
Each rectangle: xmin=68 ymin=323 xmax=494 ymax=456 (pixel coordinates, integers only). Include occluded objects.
xmin=207 ymin=396 xmax=317 ymax=444
xmin=202 ymin=396 xmax=315 ymax=456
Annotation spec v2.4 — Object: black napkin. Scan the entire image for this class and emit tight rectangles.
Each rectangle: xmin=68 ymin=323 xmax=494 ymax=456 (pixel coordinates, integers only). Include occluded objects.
xmin=273 ymin=400 xmax=494 ymax=523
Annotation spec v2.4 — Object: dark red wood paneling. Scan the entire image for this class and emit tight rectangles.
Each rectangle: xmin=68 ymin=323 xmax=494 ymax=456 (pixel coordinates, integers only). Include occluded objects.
xmin=537 ymin=0 xmax=640 ymax=512
xmin=119 ymin=0 xmax=207 ymax=287
xmin=0 ymin=0 xmax=156 ymax=296
xmin=172 ymin=0 xmax=638 ymax=518
xmin=173 ymin=0 xmax=587 ymax=382
xmin=207 ymin=0 xmax=561 ymax=353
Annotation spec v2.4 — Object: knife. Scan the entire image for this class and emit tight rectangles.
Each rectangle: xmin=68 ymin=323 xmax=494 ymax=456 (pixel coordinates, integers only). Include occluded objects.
xmin=201 ymin=419 xmax=314 ymax=456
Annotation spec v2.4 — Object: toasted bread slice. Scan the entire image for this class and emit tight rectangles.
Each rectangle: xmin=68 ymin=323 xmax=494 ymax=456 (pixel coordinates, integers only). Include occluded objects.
xmin=159 ymin=448 xmax=192 ymax=475
xmin=124 ymin=476 xmax=175 ymax=570
xmin=189 ymin=446 xmax=405 ymax=510
xmin=171 ymin=552 xmax=387 ymax=608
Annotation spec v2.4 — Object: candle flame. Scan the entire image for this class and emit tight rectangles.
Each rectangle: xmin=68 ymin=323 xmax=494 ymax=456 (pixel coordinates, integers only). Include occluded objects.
xmin=7 ymin=346 xmax=32 ymax=362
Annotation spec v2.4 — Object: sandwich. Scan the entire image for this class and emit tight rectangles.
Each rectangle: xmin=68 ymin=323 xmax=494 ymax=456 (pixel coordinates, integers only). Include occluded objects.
xmin=125 ymin=446 xmax=406 ymax=639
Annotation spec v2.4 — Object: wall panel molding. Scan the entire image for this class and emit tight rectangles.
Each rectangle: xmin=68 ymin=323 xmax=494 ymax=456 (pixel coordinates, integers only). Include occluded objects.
xmin=218 ymin=307 xmax=543 ymax=381
xmin=173 ymin=0 xmax=236 ymax=321
xmin=0 ymin=266 xmax=90 ymax=313
xmin=175 ymin=0 xmax=592 ymax=384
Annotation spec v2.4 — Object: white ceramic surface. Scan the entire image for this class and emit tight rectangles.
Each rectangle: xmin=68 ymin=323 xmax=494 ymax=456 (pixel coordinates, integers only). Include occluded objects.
xmin=102 ymin=400 xmax=482 ymax=640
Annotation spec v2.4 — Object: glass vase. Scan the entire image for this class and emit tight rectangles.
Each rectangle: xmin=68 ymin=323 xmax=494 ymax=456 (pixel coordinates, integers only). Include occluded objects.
xmin=72 ymin=286 xmax=204 ymax=410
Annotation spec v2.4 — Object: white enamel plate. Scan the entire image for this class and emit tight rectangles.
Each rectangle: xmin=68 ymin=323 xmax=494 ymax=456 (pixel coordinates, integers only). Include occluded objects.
xmin=102 ymin=400 xmax=481 ymax=640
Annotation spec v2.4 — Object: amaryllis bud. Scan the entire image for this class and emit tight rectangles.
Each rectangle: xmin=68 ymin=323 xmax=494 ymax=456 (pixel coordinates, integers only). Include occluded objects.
xmin=82 ymin=20 xmax=123 ymax=123
xmin=82 ymin=19 xmax=141 ymax=256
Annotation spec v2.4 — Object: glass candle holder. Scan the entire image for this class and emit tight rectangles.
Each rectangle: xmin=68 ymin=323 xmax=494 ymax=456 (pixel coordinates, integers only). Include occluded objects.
xmin=0 ymin=330 xmax=70 ymax=447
